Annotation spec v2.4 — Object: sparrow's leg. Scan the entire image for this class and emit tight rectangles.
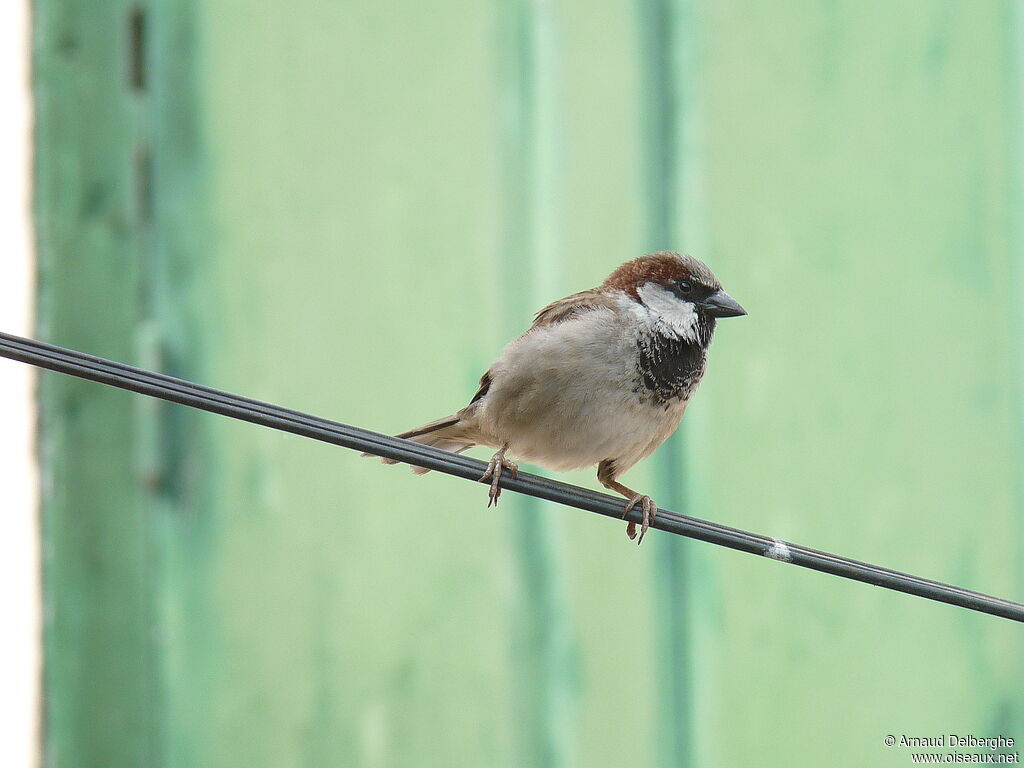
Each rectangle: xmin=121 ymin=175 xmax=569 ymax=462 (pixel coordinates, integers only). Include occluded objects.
xmin=480 ymin=445 xmax=518 ymax=507
xmin=597 ymin=460 xmax=657 ymax=544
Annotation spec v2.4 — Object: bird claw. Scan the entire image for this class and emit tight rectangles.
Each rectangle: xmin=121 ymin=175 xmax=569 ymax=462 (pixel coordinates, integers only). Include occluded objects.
xmin=623 ymin=494 xmax=657 ymax=544
xmin=480 ymin=452 xmax=518 ymax=507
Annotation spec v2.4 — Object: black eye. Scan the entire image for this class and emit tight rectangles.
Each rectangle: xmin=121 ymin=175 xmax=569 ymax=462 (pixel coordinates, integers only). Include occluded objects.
xmin=675 ymin=280 xmax=694 ymax=296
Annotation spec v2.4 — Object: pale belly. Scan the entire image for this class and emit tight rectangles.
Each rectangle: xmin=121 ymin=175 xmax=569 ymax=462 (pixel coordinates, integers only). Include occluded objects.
xmin=492 ymin=388 xmax=684 ymax=472
xmin=471 ymin=310 xmax=690 ymax=473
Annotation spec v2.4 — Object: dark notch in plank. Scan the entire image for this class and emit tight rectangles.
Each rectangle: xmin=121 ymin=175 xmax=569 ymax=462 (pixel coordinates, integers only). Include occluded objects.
xmin=128 ymin=6 xmax=147 ymax=91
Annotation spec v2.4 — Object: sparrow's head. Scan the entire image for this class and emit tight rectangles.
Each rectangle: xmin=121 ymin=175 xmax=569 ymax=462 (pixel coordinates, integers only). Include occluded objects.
xmin=604 ymin=251 xmax=746 ymax=343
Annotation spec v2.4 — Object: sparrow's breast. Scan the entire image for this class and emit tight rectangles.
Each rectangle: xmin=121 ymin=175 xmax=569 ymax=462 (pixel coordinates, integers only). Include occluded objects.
xmin=469 ymin=302 xmax=704 ymax=472
xmin=634 ymin=331 xmax=708 ymax=406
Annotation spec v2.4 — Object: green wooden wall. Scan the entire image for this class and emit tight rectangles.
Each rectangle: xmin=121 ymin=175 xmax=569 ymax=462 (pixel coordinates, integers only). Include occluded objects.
xmin=34 ymin=0 xmax=1023 ymax=766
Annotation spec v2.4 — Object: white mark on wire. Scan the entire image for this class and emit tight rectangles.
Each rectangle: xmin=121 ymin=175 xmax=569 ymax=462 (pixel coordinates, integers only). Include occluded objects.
xmin=765 ymin=538 xmax=793 ymax=563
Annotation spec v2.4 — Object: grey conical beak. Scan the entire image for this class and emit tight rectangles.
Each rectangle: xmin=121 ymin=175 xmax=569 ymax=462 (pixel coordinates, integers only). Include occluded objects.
xmin=702 ymin=289 xmax=747 ymax=318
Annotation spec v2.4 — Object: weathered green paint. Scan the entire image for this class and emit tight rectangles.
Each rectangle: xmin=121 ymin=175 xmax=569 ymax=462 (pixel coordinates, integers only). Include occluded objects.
xmin=497 ymin=3 xmax=579 ymax=766
xmin=192 ymin=3 xmax=520 ymax=766
xmin=684 ymin=1 xmax=1024 ymax=766
xmin=34 ymin=0 xmax=159 ymax=765
xmin=36 ymin=0 xmax=1024 ymax=766
xmin=637 ymin=0 xmax=695 ymax=765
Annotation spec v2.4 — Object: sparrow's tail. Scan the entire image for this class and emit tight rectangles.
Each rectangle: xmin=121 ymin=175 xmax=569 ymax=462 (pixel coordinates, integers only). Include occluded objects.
xmin=363 ymin=414 xmax=476 ymax=474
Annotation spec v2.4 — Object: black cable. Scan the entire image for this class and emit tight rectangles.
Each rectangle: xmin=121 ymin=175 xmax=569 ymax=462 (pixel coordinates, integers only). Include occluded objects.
xmin=2 ymin=329 xmax=1022 ymax=623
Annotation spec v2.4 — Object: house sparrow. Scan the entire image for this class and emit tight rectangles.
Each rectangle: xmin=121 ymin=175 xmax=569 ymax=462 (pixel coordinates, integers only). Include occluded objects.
xmin=375 ymin=252 xmax=745 ymax=543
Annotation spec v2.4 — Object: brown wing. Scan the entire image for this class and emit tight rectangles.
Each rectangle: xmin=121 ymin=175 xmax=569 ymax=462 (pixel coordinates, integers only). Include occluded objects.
xmin=462 ymin=290 xmax=615 ymax=411
xmin=531 ymin=289 xmax=619 ymax=329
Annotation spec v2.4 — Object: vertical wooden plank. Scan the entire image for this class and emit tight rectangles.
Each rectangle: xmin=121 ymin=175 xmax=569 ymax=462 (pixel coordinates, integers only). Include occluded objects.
xmin=495 ymin=2 xmax=578 ymax=765
xmin=681 ymin=1 xmax=1024 ymax=765
xmin=554 ymin=2 xmax=670 ymax=768
xmin=183 ymin=2 xmax=520 ymax=766
xmin=1007 ymin=0 xmax=1024 ymax=742
xmin=636 ymin=1 xmax=695 ymax=766
xmin=145 ymin=1 xmax=218 ymax=766
xmin=34 ymin=0 xmax=160 ymax=765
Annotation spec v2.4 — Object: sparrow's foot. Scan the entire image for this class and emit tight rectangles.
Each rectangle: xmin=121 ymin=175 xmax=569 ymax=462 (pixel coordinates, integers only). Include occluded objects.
xmin=479 ymin=450 xmax=518 ymax=507
xmin=623 ymin=494 xmax=657 ymax=544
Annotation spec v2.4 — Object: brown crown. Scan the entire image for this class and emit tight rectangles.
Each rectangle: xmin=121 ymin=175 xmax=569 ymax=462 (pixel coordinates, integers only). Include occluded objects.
xmin=602 ymin=251 xmax=721 ymax=298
